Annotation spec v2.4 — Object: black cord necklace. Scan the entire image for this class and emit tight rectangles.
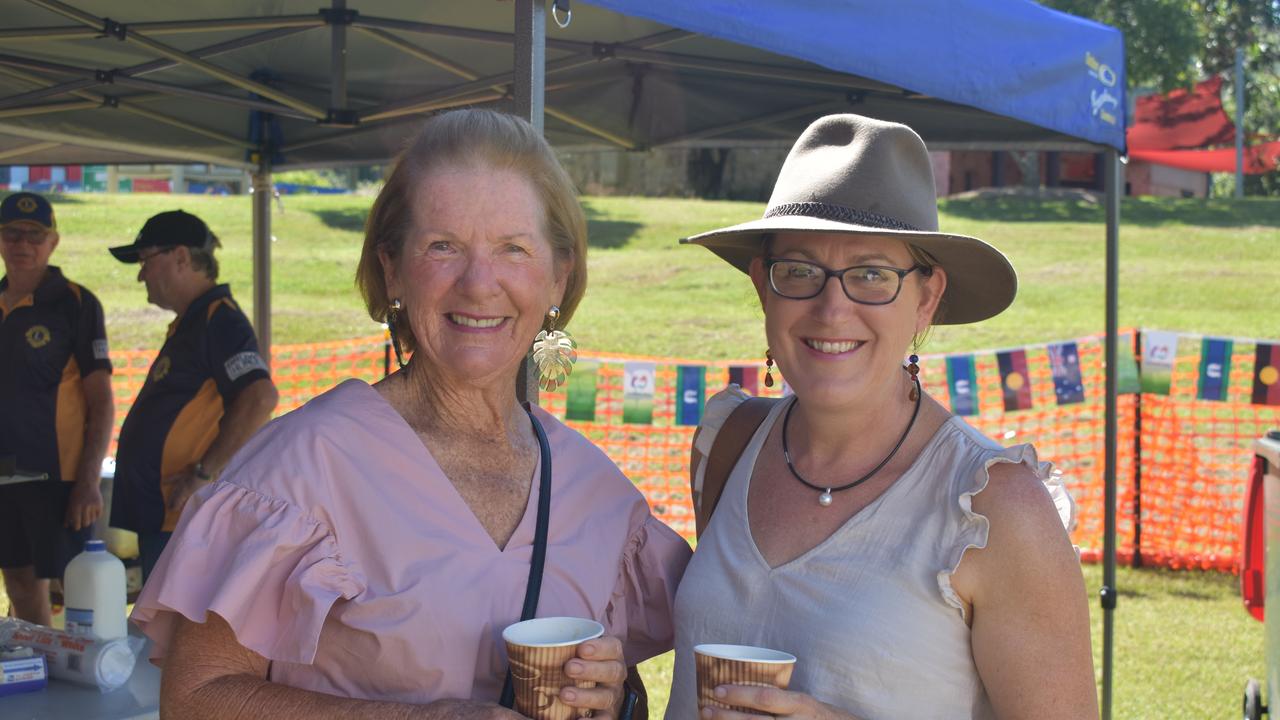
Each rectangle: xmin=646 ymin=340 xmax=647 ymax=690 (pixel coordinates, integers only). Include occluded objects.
xmin=781 ymin=368 xmax=923 ymax=507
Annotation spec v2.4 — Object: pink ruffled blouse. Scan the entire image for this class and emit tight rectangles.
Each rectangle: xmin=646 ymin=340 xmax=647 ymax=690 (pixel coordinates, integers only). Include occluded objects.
xmin=131 ymin=379 xmax=691 ymax=704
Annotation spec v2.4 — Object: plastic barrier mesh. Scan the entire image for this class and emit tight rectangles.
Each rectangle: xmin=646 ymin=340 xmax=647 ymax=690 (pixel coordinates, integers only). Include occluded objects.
xmin=104 ymin=330 xmax=1278 ymax=571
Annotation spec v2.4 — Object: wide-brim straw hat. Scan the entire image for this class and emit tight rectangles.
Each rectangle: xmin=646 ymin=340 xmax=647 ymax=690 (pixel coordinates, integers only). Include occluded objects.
xmin=681 ymin=114 xmax=1016 ymax=325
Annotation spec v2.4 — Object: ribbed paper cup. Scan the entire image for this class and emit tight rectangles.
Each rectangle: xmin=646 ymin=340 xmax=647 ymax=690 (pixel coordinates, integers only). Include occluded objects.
xmin=503 ymin=617 xmax=605 ymax=720
xmin=694 ymin=644 xmax=797 ymax=712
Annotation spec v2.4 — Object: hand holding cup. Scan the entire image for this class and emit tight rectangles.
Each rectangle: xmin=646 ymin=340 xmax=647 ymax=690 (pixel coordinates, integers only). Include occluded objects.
xmin=695 ymin=644 xmax=796 ymax=714
xmin=504 ymin=617 xmax=625 ymax=720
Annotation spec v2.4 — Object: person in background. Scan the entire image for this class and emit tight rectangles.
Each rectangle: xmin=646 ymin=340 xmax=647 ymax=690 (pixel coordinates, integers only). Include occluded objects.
xmin=669 ymin=114 xmax=1096 ymax=719
xmin=107 ymin=210 xmax=278 ymax=582
xmin=0 ymin=191 xmax=114 ymax=624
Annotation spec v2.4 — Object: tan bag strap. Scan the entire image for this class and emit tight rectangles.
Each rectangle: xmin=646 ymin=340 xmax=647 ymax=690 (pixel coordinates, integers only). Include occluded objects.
xmin=695 ymin=396 xmax=777 ymax=539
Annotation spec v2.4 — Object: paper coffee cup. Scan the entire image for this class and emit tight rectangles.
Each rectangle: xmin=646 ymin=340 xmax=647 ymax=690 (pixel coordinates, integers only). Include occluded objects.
xmin=694 ymin=644 xmax=797 ymax=712
xmin=503 ymin=617 xmax=606 ymax=720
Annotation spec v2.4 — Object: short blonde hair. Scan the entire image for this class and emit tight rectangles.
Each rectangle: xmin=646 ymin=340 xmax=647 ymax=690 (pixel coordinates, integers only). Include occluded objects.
xmin=356 ymin=109 xmax=588 ymax=354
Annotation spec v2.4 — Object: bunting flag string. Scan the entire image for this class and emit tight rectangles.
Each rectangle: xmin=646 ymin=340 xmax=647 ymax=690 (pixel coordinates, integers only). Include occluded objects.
xmin=102 ymin=327 xmax=1278 ymax=571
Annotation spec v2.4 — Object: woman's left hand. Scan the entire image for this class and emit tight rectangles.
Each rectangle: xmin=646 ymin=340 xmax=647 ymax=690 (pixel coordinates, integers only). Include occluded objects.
xmin=560 ymin=636 xmax=629 ymax=719
xmin=701 ymin=686 xmax=861 ymax=720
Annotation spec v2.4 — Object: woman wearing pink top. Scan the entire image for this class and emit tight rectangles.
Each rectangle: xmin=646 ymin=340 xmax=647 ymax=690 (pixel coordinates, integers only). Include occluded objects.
xmin=131 ymin=109 xmax=691 ymax=720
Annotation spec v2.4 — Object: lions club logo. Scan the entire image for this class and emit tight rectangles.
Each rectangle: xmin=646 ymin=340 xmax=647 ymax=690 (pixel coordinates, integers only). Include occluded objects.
xmin=151 ymin=355 xmax=171 ymax=382
xmin=25 ymin=325 xmax=51 ymax=348
xmin=16 ymin=196 xmax=38 ymax=214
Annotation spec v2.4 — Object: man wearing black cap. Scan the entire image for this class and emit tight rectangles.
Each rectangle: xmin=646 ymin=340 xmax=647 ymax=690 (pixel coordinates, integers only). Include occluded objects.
xmin=109 ymin=210 xmax=278 ymax=580
xmin=1 ymin=191 xmax=114 ymax=625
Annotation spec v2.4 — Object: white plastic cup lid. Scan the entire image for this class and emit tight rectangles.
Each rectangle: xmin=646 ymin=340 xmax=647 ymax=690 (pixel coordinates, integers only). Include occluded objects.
xmin=694 ymin=644 xmax=796 ymax=664
xmin=502 ymin=617 xmax=604 ymax=647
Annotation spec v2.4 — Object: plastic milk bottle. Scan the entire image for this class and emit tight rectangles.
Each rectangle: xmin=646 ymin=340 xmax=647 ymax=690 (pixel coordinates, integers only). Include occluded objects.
xmin=63 ymin=540 xmax=127 ymax=640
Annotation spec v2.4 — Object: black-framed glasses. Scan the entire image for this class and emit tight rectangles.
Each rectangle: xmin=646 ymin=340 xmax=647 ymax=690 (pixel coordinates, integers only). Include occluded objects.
xmin=766 ymin=258 xmax=932 ymax=305
xmin=137 ymin=246 xmax=177 ymax=266
xmin=0 ymin=226 xmax=50 ymax=245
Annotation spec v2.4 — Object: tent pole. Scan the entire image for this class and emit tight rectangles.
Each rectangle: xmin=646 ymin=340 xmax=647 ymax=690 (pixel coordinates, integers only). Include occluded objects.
xmin=0 ymin=99 xmax=97 ymax=118
xmin=1101 ymin=147 xmax=1121 ymax=720
xmin=0 ymin=120 xmax=252 ymax=168
xmin=110 ymin=76 xmax=313 ymax=118
xmin=25 ymin=0 xmax=328 ymax=119
xmin=329 ymin=0 xmax=348 ymax=112
xmin=0 ymin=15 xmax=320 ymax=41
xmin=252 ymin=151 xmax=273 ymax=370
xmin=514 ymin=0 xmax=545 ymax=405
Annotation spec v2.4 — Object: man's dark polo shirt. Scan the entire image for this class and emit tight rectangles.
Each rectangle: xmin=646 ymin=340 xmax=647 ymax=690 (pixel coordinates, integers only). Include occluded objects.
xmin=111 ymin=284 xmax=269 ymax=533
xmin=0 ymin=265 xmax=111 ymax=482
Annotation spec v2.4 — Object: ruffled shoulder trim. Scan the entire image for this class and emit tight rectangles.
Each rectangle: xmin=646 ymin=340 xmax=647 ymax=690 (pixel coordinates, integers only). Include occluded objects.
xmin=130 ymin=482 xmax=366 ymax=666
xmin=690 ymin=385 xmax=751 ymax=496
xmin=935 ymin=440 xmax=1076 ymax=621
xmin=603 ymin=514 xmax=692 ymax=666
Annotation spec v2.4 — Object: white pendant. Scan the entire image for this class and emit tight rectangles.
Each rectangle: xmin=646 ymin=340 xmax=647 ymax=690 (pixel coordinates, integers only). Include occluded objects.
xmin=818 ymin=489 xmax=833 ymax=507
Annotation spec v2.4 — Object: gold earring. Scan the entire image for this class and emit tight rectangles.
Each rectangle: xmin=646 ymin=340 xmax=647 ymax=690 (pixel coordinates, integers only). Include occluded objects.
xmin=764 ymin=349 xmax=775 ymax=388
xmin=532 ymin=305 xmax=577 ymax=391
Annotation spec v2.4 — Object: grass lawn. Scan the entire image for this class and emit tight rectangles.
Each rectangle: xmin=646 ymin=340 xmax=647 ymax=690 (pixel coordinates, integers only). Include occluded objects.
xmin=6 ymin=191 xmax=1278 ymax=718
xmin=38 ymin=192 xmax=1280 ymax=356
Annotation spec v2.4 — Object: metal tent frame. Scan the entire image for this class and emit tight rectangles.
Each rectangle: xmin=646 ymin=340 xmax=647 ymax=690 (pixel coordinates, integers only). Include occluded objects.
xmin=0 ymin=2 xmax=1127 ymax=715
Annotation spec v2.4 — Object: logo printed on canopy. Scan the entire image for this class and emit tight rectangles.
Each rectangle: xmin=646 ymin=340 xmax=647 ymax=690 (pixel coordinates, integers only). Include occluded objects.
xmin=1086 ymin=52 xmax=1119 ymax=126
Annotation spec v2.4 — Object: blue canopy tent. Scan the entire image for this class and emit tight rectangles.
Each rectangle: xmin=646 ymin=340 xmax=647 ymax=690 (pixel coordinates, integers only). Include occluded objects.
xmin=0 ymin=0 xmax=1127 ymax=714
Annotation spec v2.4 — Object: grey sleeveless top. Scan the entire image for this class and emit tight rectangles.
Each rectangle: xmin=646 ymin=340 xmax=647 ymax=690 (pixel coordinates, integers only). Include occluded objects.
xmin=665 ymin=389 xmax=1074 ymax=719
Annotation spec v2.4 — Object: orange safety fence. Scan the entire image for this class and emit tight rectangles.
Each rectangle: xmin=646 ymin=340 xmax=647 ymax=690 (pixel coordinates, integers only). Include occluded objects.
xmin=104 ymin=329 xmax=1279 ymax=572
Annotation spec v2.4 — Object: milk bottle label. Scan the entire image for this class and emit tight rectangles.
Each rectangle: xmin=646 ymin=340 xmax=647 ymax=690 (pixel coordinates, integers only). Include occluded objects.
xmin=65 ymin=607 xmax=94 ymax=635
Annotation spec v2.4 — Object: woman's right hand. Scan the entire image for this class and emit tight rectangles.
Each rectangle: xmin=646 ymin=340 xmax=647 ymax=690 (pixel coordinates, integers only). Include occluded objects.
xmin=702 ymin=685 xmax=863 ymax=720
xmin=414 ymin=699 xmax=527 ymax=720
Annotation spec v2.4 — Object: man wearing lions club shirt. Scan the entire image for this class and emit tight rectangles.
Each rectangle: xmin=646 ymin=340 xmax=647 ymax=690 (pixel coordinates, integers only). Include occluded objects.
xmin=109 ymin=210 xmax=278 ymax=582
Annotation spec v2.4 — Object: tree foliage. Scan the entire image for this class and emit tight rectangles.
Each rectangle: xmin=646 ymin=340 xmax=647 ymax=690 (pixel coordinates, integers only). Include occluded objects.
xmin=1044 ymin=0 xmax=1280 ymax=194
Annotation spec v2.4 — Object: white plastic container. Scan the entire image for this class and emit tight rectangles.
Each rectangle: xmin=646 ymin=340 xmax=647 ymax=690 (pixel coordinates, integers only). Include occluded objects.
xmin=63 ymin=539 xmax=127 ymax=641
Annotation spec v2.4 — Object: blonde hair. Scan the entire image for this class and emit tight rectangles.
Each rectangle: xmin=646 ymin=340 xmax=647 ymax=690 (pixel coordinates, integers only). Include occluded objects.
xmin=356 ymin=109 xmax=588 ymax=354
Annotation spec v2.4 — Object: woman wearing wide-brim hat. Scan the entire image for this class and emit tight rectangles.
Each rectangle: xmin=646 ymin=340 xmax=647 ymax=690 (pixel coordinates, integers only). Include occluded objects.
xmin=667 ymin=115 xmax=1097 ymax=719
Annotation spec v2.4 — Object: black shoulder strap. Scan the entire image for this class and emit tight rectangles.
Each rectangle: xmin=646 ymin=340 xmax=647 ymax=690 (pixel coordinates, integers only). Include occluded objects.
xmin=500 ymin=406 xmax=554 ymax=709
xmin=695 ymin=396 xmax=777 ymax=539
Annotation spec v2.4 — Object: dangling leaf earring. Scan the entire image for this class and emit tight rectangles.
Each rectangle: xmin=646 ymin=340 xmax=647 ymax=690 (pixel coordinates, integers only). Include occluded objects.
xmin=906 ymin=353 xmax=921 ymax=401
xmin=387 ymin=298 xmax=406 ymax=369
xmin=532 ymin=305 xmax=577 ymax=391
xmin=764 ymin=348 xmax=775 ymax=388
